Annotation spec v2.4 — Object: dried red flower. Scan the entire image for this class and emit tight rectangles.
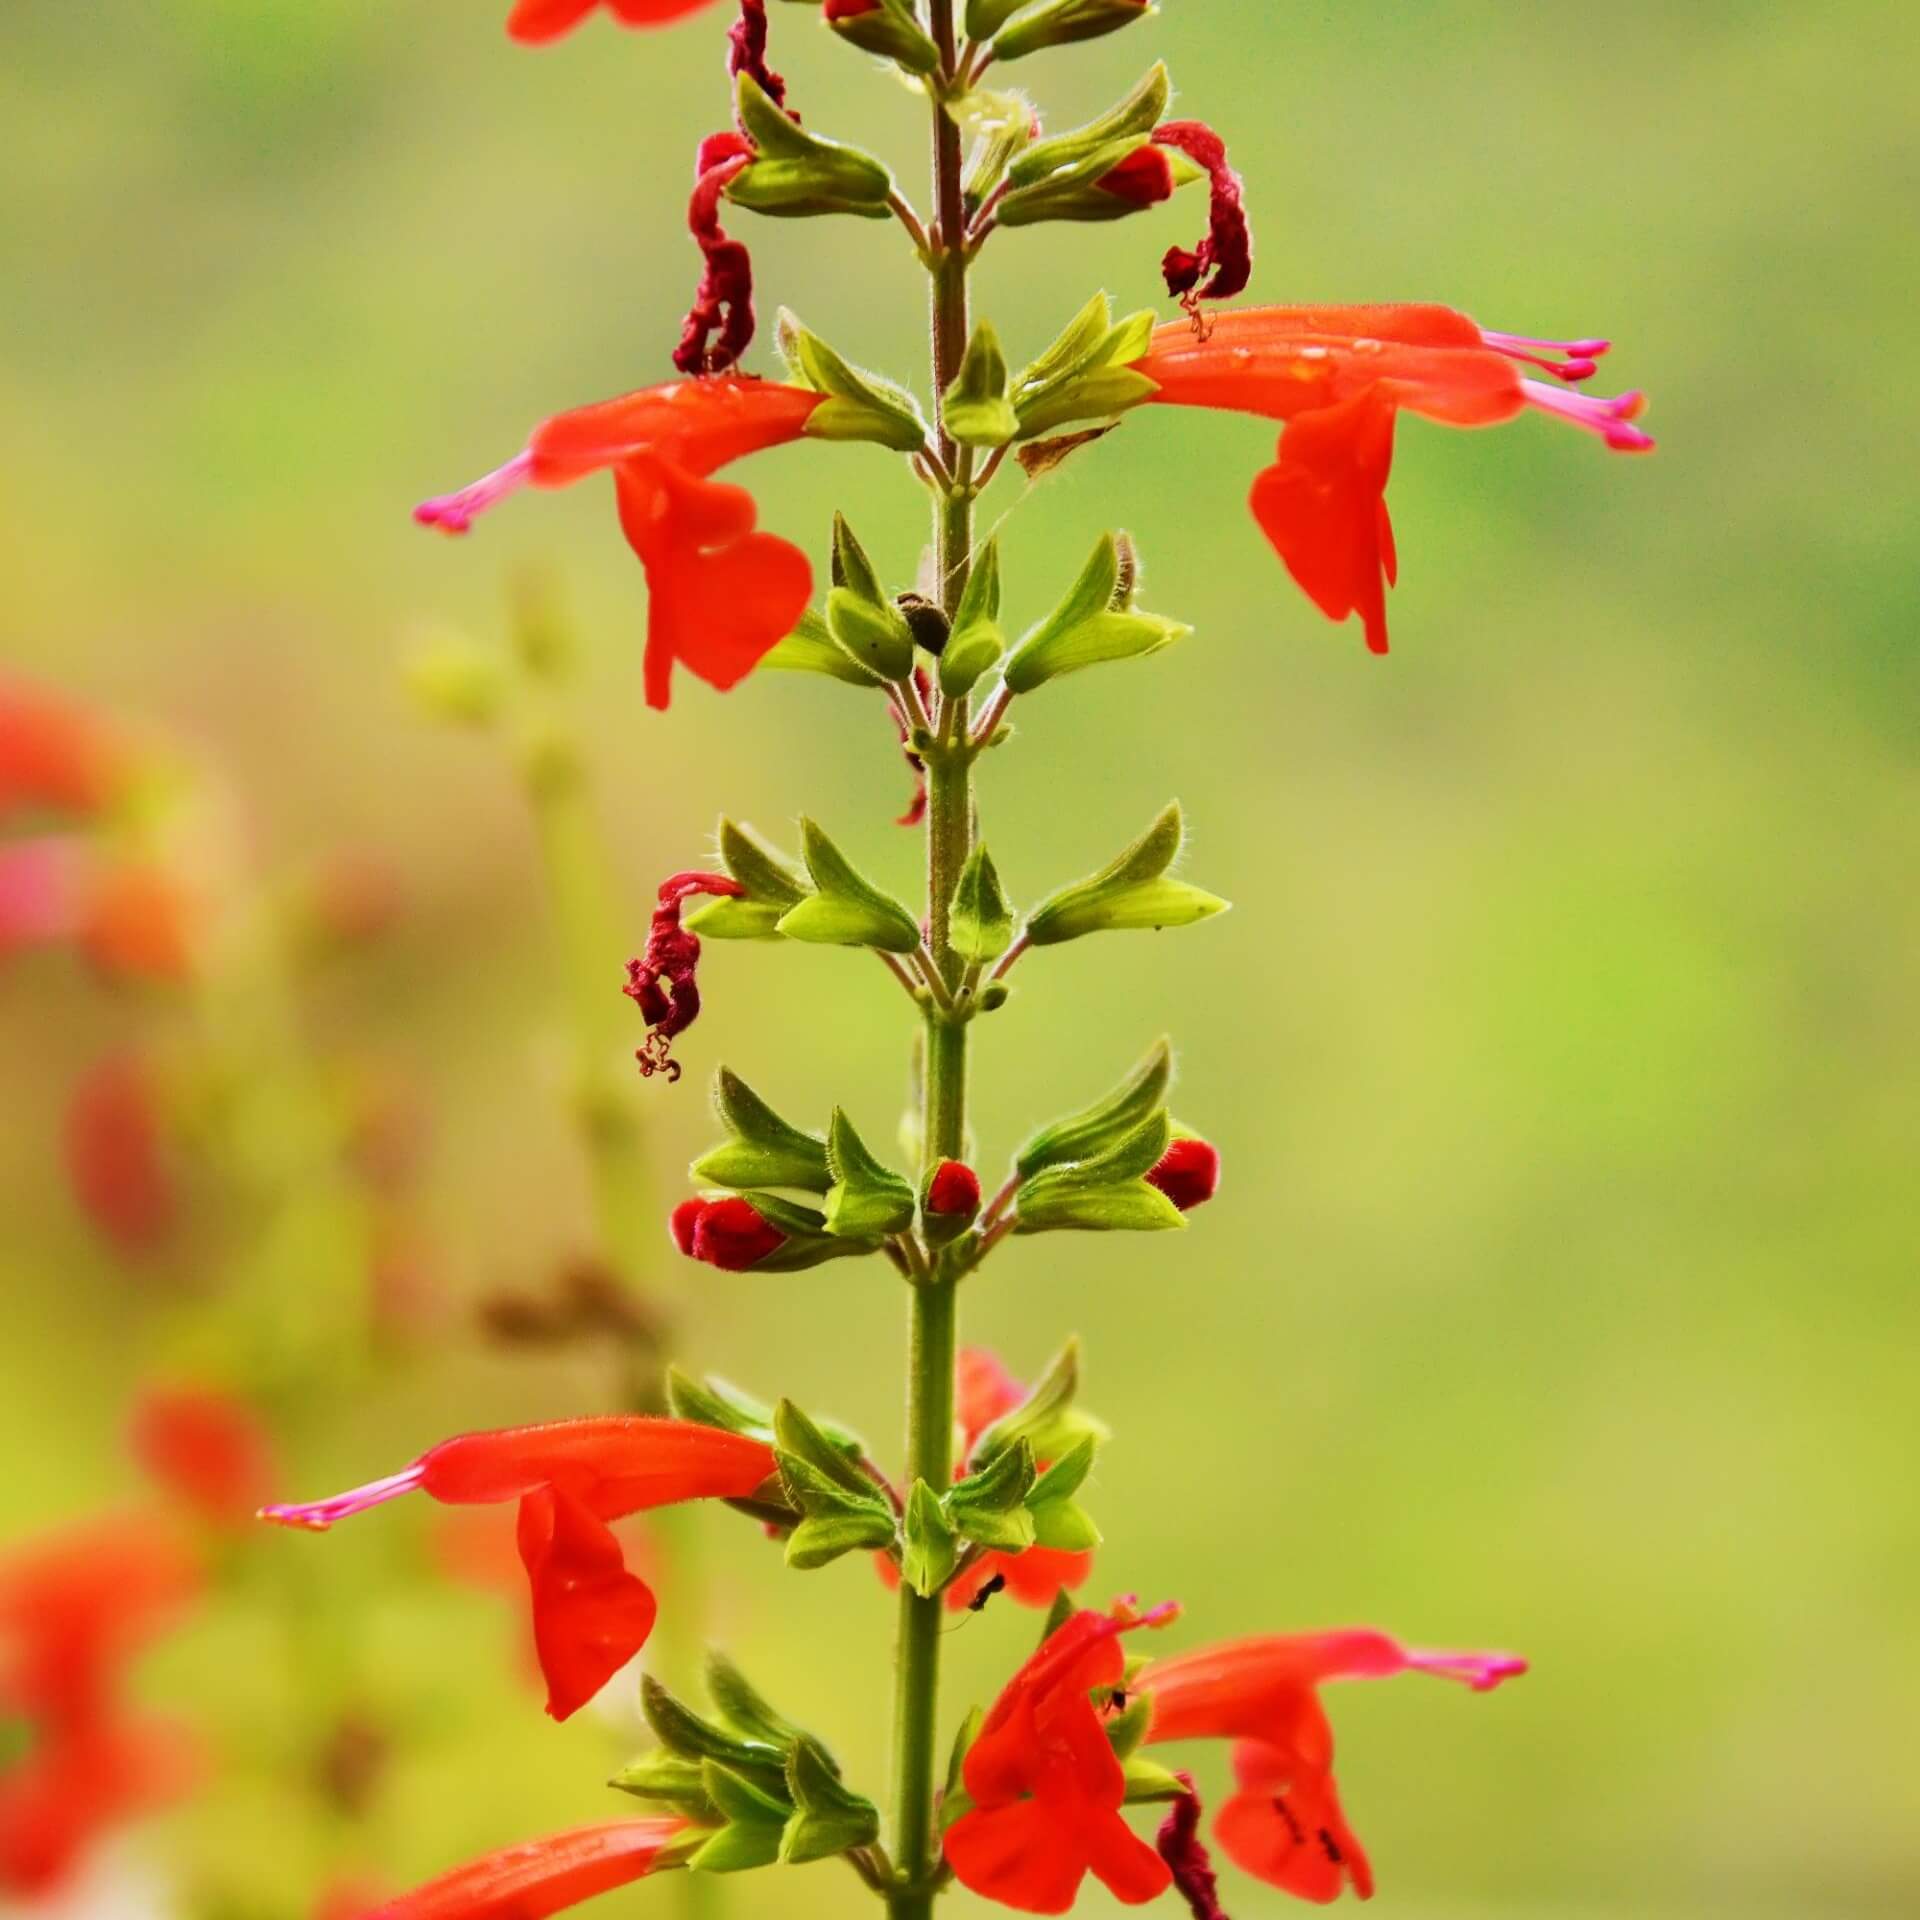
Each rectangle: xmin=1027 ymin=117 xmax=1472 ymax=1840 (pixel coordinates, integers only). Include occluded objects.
xmin=1140 ymin=1630 xmax=1527 ymax=1903
xmin=625 ymin=870 xmax=747 ymax=1080
xmin=1156 ymin=1776 xmax=1229 ymax=1920
xmin=261 ymin=1419 xmax=776 ymax=1719
xmin=1146 ymin=1137 xmax=1219 ymax=1213
xmin=373 ymin=1817 xmax=693 ymax=1918
xmin=676 ymin=133 xmax=759 ymax=377
xmin=1151 ymin=123 xmax=1251 ymax=312
xmin=416 ymin=379 xmax=823 ymax=709
xmin=132 ymin=1386 xmax=279 ymax=1530
xmin=63 ymin=1052 xmax=176 ymax=1254
xmin=1135 ymin=304 xmax=1652 ymax=654
xmin=943 ymin=1602 xmax=1179 ymax=1914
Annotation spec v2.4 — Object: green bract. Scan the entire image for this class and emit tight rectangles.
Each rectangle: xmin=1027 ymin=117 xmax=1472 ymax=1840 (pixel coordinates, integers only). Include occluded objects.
xmin=777 ymin=819 xmax=921 ymax=952
xmin=779 ymin=311 xmax=930 ymax=453
xmin=1026 ymin=803 xmax=1228 ymax=945
xmin=943 ymin=320 xmax=1019 ymax=449
xmin=1000 ymin=532 xmax=1189 ymax=693
xmin=691 ymin=1069 xmax=833 ymax=1193
xmin=728 ymin=75 xmax=895 ymax=219
xmin=1010 ymin=293 xmax=1159 ymax=437
xmin=993 ymin=0 xmax=1158 ymax=62
xmin=940 ymin=539 xmax=1007 ymax=696
xmin=1014 ymin=1109 xmax=1186 ymax=1234
xmin=825 ymin=0 xmax=941 ymax=73
xmin=686 ymin=818 xmax=811 ymax=942
xmin=950 ymin=844 xmax=1015 ymax=964
xmin=823 ymin=1108 xmax=917 ymax=1239
xmin=1017 ymin=1039 xmax=1173 ymax=1175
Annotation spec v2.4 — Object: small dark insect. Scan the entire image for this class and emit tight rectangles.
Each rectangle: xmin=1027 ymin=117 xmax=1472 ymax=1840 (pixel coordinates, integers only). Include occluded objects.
xmin=1109 ymin=1688 xmax=1129 ymax=1713
xmin=966 ymin=1573 xmax=1008 ymax=1613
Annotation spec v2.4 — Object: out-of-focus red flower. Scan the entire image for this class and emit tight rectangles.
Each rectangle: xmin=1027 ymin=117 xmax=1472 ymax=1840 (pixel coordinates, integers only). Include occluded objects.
xmin=63 ymin=1052 xmax=177 ymax=1255
xmin=0 ymin=680 xmax=125 ymax=821
xmin=1134 ymin=304 xmax=1652 ymax=655
xmin=944 ymin=1603 xmax=1178 ymax=1915
xmin=1139 ymin=1630 xmax=1527 ymax=1903
xmin=1146 ymin=1137 xmax=1219 ymax=1213
xmin=0 ymin=1518 xmax=201 ymax=1897
xmin=76 ymin=859 xmax=196 ymax=982
xmin=504 ymin=0 xmax=720 ymax=44
xmin=416 ymin=380 xmax=822 ymax=710
xmin=875 ymin=1347 xmax=1093 ymax=1610
xmin=263 ymin=1420 xmax=775 ymax=1719
xmin=0 ymin=839 xmax=84 ymax=962
xmin=313 ymin=1873 xmax=390 ymax=1920
xmin=373 ymin=1817 xmax=693 ymax=1918
xmin=132 ymin=1387 xmax=279 ymax=1530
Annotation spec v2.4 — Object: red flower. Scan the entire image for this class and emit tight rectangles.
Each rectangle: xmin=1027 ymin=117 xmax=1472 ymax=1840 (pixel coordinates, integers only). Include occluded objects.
xmin=0 ymin=679 xmax=126 ymax=822
xmin=373 ymin=1817 xmax=693 ymax=1918
xmin=77 ymin=858 xmax=197 ymax=982
xmin=261 ymin=1419 xmax=776 ymax=1719
xmin=416 ymin=379 xmax=822 ymax=710
xmin=132 ymin=1386 xmax=279 ymax=1530
xmin=1139 ymin=1629 xmax=1527 ymax=1903
xmin=626 ymin=871 xmax=746 ymax=1080
xmin=0 ymin=838 xmax=84 ymax=964
xmin=944 ymin=1603 xmax=1178 ymax=1915
xmin=670 ymin=1194 xmax=788 ymax=1270
xmin=0 ymin=1518 xmax=201 ymax=1896
xmin=1146 ymin=1137 xmax=1219 ymax=1213
xmin=504 ymin=0 xmax=722 ymax=45
xmin=1134 ymin=304 xmax=1652 ymax=655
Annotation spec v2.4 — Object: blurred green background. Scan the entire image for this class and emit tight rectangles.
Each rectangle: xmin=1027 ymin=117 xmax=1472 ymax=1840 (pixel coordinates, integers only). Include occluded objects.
xmin=4 ymin=1 xmax=1917 ymax=1915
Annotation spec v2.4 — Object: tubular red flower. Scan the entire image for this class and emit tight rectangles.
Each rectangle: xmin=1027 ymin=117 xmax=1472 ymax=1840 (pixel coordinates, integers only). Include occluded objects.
xmin=373 ymin=1817 xmax=693 ymax=1919
xmin=1133 ymin=304 xmax=1653 ymax=654
xmin=625 ymin=871 xmax=746 ymax=1080
xmin=131 ymin=1387 xmax=278 ymax=1530
xmin=415 ymin=380 xmax=822 ymax=710
xmin=1146 ymin=1137 xmax=1219 ymax=1213
xmin=944 ymin=1603 xmax=1179 ymax=1915
xmin=504 ymin=0 xmax=724 ymax=45
xmin=260 ymin=1419 xmax=776 ymax=1719
xmin=1139 ymin=1629 xmax=1527 ymax=1904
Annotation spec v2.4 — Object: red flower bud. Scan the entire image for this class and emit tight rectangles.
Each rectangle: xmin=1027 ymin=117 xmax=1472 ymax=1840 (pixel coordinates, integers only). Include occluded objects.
xmin=1147 ymin=1137 xmax=1220 ymax=1212
xmin=689 ymin=1196 xmax=786 ymax=1271
xmin=668 ymin=1197 xmax=706 ymax=1258
xmin=1097 ymin=144 xmax=1176 ymax=210
xmin=926 ymin=1160 xmax=982 ymax=1218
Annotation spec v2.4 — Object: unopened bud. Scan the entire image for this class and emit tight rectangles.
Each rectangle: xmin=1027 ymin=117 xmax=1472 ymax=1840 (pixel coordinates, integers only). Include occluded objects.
xmin=669 ymin=1197 xmax=707 ymax=1259
xmin=688 ymin=1196 xmax=788 ymax=1271
xmin=926 ymin=1159 xmax=983 ymax=1223
xmin=1145 ymin=1136 xmax=1219 ymax=1212
xmin=896 ymin=594 xmax=950 ymax=656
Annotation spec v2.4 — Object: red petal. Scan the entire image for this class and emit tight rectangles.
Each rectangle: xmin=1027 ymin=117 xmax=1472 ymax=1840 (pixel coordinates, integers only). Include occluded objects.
xmin=945 ymin=1798 xmax=1090 ymax=1915
xmin=516 ymin=1485 xmax=658 ymax=1720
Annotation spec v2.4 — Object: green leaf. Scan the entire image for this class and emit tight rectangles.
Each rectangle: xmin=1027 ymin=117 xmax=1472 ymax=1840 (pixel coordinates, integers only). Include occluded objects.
xmin=940 ymin=537 xmax=1007 ymax=697
xmin=1120 ymin=1755 xmax=1192 ymax=1805
xmin=688 ymin=1762 xmax=790 ymax=1873
xmin=780 ymin=1737 xmax=881 ymax=1863
xmin=777 ymin=819 xmax=922 ymax=953
xmin=727 ymin=75 xmax=894 ymax=220
xmin=938 ymin=1704 xmax=984 ymax=1830
xmin=901 ymin=1479 xmax=959 ymax=1596
xmin=950 ymin=844 xmax=1015 ymax=965
xmin=785 ymin=1506 xmax=899 ymax=1570
xmin=1025 ymin=804 xmax=1228 ymax=947
xmin=691 ymin=1069 xmax=833 ymax=1193
xmin=779 ymin=311 xmax=930 ymax=453
xmin=758 ymin=608 xmax=884 ymax=687
xmin=946 ymin=1437 xmax=1039 ymax=1551
xmin=1030 ymin=1497 xmax=1101 ymax=1551
xmin=1016 ymin=1038 xmax=1171 ymax=1175
xmin=1104 ymin=1692 xmax=1153 ymax=1763
xmin=608 ymin=1751 xmax=719 ymax=1818
xmin=641 ymin=1678 xmax=791 ymax=1801
xmin=822 ymin=1109 xmax=917 ymax=1239
xmin=774 ymin=1399 xmax=884 ymax=1504
xmin=1027 ymin=1432 xmax=1097 ymax=1504
xmin=1001 ymin=532 xmax=1188 ymax=694
xmin=706 ymin=1652 xmax=804 ymax=1753
xmin=1038 ymin=1588 xmax=1077 ymax=1644
xmin=688 ymin=818 xmax=811 ymax=942
xmin=971 ymin=1338 xmax=1101 ymax=1464
xmin=943 ymin=320 xmax=1019 ymax=450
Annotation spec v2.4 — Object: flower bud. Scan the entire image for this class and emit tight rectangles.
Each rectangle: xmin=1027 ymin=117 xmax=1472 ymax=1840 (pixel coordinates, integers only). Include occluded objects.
xmin=823 ymin=0 xmax=941 ymax=74
xmin=992 ymin=0 xmax=1153 ymax=62
xmin=690 ymin=1196 xmax=788 ymax=1271
xmin=669 ymin=1197 xmax=707 ymax=1258
xmin=1146 ymin=1136 xmax=1220 ymax=1212
xmin=926 ymin=1160 xmax=983 ymax=1221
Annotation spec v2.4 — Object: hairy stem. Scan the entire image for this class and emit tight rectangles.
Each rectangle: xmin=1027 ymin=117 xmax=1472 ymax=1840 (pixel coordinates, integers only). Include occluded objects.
xmin=889 ymin=9 xmax=975 ymax=1914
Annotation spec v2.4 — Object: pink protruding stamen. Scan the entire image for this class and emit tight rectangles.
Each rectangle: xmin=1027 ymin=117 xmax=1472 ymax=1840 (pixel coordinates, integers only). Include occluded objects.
xmin=1483 ymin=328 xmax=1611 ymax=382
xmin=412 ymin=451 xmax=534 ymax=536
xmin=1520 ymin=378 xmax=1655 ymax=452
xmin=1406 ymin=1647 xmax=1530 ymax=1693
xmin=258 ymin=1463 xmax=426 ymax=1532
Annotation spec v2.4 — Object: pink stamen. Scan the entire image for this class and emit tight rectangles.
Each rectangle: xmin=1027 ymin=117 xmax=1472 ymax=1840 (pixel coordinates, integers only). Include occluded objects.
xmin=1520 ymin=378 xmax=1655 ymax=452
xmin=1483 ymin=328 xmax=1611 ymax=383
xmin=1406 ymin=1647 xmax=1529 ymax=1693
xmin=258 ymin=1463 xmax=426 ymax=1532
xmin=412 ymin=451 xmax=533 ymax=535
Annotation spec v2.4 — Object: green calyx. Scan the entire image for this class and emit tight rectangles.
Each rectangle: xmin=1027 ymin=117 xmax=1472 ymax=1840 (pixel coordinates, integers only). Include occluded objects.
xmin=777 ymin=818 xmax=921 ymax=952
xmin=691 ymin=1068 xmax=833 ymax=1193
xmin=944 ymin=320 xmax=1020 ymax=450
xmin=686 ymin=818 xmax=811 ymax=942
xmin=1011 ymin=292 xmax=1159 ymax=439
xmin=727 ymin=75 xmax=895 ymax=219
xmin=940 ymin=538 xmax=1007 ymax=696
xmin=779 ymin=310 xmax=930 ymax=453
xmin=825 ymin=0 xmax=941 ymax=74
xmin=823 ymin=1108 xmax=917 ymax=1239
xmin=1001 ymin=531 xmax=1189 ymax=694
xmin=826 ymin=515 xmax=917 ymax=683
xmin=1014 ymin=1108 xmax=1186 ymax=1234
xmin=992 ymin=0 xmax=1157 ymax=63
xmin=1025 ymin=803 xmax=1228 ymax=946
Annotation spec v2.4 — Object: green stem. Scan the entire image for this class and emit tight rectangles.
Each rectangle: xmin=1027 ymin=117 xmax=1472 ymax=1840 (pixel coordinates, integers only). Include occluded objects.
xmin=889 ymin=11 xmax=974 ymax=1915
